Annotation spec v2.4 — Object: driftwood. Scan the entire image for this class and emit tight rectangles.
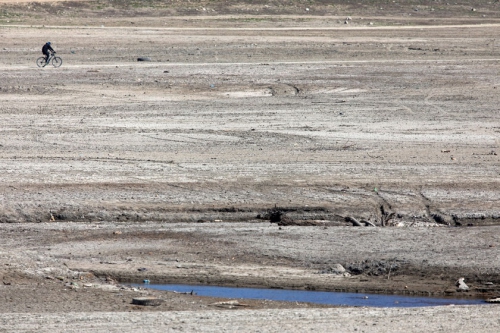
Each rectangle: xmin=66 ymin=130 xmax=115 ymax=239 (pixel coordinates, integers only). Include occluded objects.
xmin=345 ymin=216 xmax=362 ymax=226
xmin=486 ymin=297 xmax=500 ymax=303
xmin=210 ymin=300 xmax=250 ymax=309
xmin=361 ymin=219 xmax=377 ymax=227
xmin=379 ymin=205 xmax=395 ymax=226
xmin=345 ymin=216 xmax=377 ymax=227
xmin=173 ymin=290 xmax=196 ymax=295
xmin=132 ymin=297 xmax=163 ymax=306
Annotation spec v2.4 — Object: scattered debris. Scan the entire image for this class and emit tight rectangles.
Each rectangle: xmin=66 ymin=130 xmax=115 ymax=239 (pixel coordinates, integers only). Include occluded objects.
xmin=137 ymin=267 xmax=148 ymax=272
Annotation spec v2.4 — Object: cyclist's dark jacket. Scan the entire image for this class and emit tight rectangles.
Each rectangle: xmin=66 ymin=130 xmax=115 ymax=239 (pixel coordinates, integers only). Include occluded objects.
xmin=42 ymin=43 xmax=54 ymax=54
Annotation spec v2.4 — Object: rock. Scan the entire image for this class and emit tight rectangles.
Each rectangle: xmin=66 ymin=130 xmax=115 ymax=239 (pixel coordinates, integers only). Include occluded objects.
xmin=132 ymin=297 xmax=163 ymax=306
xmin=456 ymin=277 xmax=469 ymax=291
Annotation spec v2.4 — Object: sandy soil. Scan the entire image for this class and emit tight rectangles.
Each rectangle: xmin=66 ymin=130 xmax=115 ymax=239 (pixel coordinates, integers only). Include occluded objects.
xmin=1 ymin=0 xmax=500 ymax=331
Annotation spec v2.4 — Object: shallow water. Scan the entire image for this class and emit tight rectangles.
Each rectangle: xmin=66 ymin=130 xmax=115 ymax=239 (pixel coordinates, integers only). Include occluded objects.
xmin=135 ymin=283 xmax=488 ymax=308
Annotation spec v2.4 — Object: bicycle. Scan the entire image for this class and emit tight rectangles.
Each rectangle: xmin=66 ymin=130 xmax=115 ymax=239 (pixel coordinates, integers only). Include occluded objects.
xmin=36 ymin=52 xmax=62 ymax=68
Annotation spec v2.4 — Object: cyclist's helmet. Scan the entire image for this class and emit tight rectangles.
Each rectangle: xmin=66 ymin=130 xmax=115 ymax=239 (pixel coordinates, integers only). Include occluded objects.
xmin=47 ymin=42 xmax=51 ymax=45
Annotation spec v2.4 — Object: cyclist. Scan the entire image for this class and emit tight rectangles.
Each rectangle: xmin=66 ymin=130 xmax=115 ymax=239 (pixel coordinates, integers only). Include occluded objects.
xmin=42 ymin=42 xmax=55 ymax=65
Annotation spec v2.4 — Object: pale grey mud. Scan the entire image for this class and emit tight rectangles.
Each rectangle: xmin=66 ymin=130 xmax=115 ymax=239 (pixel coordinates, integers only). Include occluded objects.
xmin=1 ymin=0 xmax=499 ymax=332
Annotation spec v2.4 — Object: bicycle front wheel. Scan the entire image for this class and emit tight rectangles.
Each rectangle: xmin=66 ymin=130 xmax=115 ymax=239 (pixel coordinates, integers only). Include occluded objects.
xmin=52 ymin=56 xmax=63 ymax=68
xmin=36 ymin=57 xmax=46 ymax=67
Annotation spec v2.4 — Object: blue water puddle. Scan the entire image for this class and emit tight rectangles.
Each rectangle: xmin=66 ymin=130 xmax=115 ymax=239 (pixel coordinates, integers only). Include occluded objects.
xmin=133 ymin=283 xmax=488 ymax=308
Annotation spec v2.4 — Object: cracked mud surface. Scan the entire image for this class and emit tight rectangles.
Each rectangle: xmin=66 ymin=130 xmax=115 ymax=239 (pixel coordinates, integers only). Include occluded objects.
xmin=1 ymin=0 xmax=500 ymax=331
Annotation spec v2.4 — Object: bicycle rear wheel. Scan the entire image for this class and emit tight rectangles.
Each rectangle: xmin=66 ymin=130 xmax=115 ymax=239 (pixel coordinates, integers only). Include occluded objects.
xmin=36 ymin=57 xmax=46 ymax=67
xmin=52 ymin=56 xmax=63 ymax=68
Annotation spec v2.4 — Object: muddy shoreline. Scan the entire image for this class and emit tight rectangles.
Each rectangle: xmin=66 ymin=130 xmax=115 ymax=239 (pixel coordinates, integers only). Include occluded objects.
xmin=2 ymin=221 xmax=499 ymax=304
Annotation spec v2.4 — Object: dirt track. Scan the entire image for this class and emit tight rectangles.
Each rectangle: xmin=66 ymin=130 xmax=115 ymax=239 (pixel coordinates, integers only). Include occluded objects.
xmin=1 ymin=0 xmax=500 ymax=331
